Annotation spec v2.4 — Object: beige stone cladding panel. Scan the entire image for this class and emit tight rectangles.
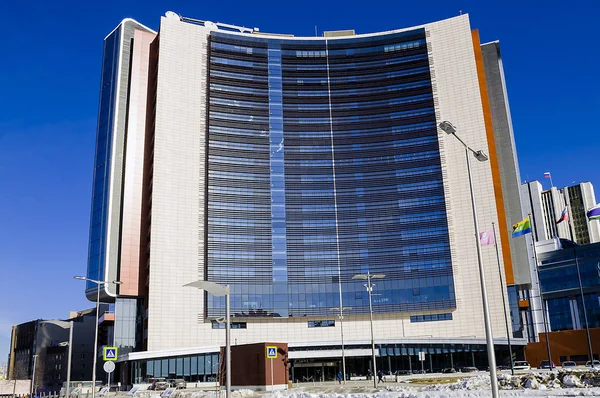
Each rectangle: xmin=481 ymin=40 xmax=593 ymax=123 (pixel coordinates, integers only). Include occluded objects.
xmin=172 ymin=313 xmax=512 ymax=349
xmin=147 ymin=17 xmax=210 ymax=351
xmin=425 ymin=15 xmax=509 ymax=339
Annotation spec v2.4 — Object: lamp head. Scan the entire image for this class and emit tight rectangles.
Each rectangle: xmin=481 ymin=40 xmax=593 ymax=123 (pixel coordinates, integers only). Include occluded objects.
xmin=438 ymin=121 xmax=457 ymax=135
xmin=183 ymin=280 xmax=229 ymax=296
xmin=352 ymin=275 xmax=368 ymax=280
xmin=371 ymin=274 xmax=386 ymax=279
xmin=473 ymin=150 xmax=489 ymax=162
xmin=112 ymin=281 xmax=123 ymax=285
xmin=74 ymin=276 xmax=86 ymax=281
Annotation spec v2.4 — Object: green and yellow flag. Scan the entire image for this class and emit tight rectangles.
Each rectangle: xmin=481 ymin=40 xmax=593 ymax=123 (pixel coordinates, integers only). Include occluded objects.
xmin=512 ymin=216 xmax=531 ymax=238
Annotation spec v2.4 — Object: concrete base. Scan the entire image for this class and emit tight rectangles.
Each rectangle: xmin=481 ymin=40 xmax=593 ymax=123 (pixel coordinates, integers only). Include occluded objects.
xmin=0 ymin=380 xmax=32 ymax=395
xmin=231 ymin=384 xmax=287 ymax=391
xmin=132 ymin=382 xmax=220 ymax=391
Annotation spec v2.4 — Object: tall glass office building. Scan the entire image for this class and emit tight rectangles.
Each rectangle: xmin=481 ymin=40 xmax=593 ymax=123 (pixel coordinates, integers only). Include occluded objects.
xmin=87 ymin=12 xmax=528 ymax=384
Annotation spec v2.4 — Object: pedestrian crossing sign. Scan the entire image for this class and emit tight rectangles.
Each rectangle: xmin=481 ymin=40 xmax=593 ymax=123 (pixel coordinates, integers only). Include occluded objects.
xmin=266 ymin=346 xmax=277 ymax=359
xmin=103 ymin=346 xmax=118 ymax=361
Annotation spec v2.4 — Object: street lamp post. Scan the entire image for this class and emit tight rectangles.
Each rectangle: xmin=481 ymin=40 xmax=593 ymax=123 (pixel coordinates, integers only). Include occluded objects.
xmin=31 ymin=354 xmax=38 ymax=397
xmin=438 ymin=121 xmax=499 ymax=398
xmin=329 ymin=307 xmax=352 ymax=384
xmin=74 ymin=277 xmax=122 ymax=398
xmin=352 ymin=273 xmax=385 ymax=388
xmin=184 ymin=281 xmax=230 ymax=398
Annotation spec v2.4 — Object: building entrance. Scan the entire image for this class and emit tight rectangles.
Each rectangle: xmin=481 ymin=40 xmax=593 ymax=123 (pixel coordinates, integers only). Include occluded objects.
xmin=292 ymin=361 xmax=338 ymax=383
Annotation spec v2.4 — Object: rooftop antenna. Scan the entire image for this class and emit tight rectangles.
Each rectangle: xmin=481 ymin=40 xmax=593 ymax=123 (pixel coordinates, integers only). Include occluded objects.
xmin=315 ymin=25 xmax=318 ymax=37
xmin=459 ymin=9 xmax=463 ymax=15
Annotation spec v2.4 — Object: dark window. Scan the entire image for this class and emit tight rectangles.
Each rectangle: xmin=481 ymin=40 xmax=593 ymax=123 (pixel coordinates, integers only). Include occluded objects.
xmin=410 ymin=313 xmax=452 ymax=323
xmin=570 ymin=354 xmax=589 ymax=362
xmin=211 ymin=321 xmax=247 ymax=329
xmin=308 ymin=320 xmax=335 ymax=328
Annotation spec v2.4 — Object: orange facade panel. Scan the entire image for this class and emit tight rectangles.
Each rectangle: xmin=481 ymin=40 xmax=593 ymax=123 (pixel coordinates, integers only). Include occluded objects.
xmin=518 ymin=299 xmax=530 ymax=308
xmin=525 ymin=328 xmax=600 ymax=366
xmin=471 ymin=30 xmax=514 ymax=285
xmin=119 ymin=29 xmax=156 ymax=297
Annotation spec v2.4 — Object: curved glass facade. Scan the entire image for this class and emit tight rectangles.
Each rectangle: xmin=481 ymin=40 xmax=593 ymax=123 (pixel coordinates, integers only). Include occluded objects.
xmin=88 ymin=27 xmax=121 ymax=290
xmin=207 ymin=29 xmax=455 ymax=318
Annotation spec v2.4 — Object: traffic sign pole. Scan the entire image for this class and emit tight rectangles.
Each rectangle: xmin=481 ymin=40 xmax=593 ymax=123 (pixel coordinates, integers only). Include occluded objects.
xmin=266 ymin=346 xmax=277 ymax=390
xmin=270 ymin=358 xmax=274 ymax=390
xmin=103 ymin=362 xmax=115 ymax=398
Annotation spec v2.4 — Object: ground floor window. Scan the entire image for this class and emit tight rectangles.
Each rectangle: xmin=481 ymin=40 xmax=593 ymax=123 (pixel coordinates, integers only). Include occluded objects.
xmin=130 ymin=352 xmax=220 ymax=384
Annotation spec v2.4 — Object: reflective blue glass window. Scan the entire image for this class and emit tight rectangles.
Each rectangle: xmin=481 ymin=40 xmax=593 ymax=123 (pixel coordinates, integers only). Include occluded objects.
xmin=206 ymin=29 xmax=455 ymax=318
xmin=87 ymin=26 xmax=120 ymax=289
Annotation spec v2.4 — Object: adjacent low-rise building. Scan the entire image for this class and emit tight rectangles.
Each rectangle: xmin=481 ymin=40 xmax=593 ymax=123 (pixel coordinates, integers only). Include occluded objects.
xmin=6 ymin=308 xmax=104 ymax=393
xmin=525 ymin=240 xmax=600 ymax=366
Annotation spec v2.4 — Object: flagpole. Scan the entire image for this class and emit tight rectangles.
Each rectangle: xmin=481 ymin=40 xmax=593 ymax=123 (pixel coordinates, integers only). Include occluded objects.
xmin=492 ymin=222 xmax=514 ymax=375
xmin=529 ymin=213 xmax=554 ymax=370
xmin=545 ymin=172 xmax=554 ymax=188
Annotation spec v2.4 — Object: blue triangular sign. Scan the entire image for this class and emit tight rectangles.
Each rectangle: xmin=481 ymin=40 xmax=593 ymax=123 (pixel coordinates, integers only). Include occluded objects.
xmin=106 ymin=350 xmax=115 ymax=358
xmin=268 ymin=348 xmax=276 ymax=356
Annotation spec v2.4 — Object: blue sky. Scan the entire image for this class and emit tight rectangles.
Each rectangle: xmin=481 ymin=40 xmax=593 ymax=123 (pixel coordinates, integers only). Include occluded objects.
xmin=0 ymin=0 xmax=598 ymax=363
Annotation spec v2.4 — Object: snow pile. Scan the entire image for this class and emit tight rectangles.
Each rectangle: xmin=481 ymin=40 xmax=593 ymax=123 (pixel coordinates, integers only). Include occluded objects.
xmin=264 ymin=387 xmax=600 ymax=398
xmin=563 ymin=374 xmax=583 ymax=388
xmin=181 ymin=391 xmax=219 ymax=398
xmin=180 ymin=390 xmax=256 ymax=398
xmin=418 ymin=372 xmax=593 ymax=392
xmin=423 ymin=375 xmax=491 ymax=391
xmin=491 ymin=369 xmax=600 ymax=390
xmin=231 ymin=390 xmax=256 ymax=398
xmin=580 ymin=370 xmax=600 ymax=387
xmin=523 ymin=378 xmax=538 ymax=390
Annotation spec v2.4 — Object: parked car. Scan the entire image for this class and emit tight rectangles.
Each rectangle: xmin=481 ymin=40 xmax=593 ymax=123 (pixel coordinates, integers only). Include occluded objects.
xmin=562 ymin=361 xmax=577 ymax=369
xmin=170 ymin=379 xmax=187 ymax=389
xmin=586 ymin=360 xmax=600 ymax=368
xmin=441 ymin=368 xmax=456 ymax=374
xmin=538 ymin=360 xmax=556 ymax=369
xmin=460 ymin=367 xmax=479 ymax=373
xmin=148 ymin=378 xmax=169 ymax=390
xmin=513 ymin=361 xmax=531 ymax=371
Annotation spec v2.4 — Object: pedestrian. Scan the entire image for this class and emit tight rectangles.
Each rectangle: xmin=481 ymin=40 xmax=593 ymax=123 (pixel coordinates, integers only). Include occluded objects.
xmin=337 ymin=371 xmax=343 ymax=384
xmin=367 ymin=368 xmax=372 ymax=380
xmin=377 ymin=369 xmax=384 ymax=383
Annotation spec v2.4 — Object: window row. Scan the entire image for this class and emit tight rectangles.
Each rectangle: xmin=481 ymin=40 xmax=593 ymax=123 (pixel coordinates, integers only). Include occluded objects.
xmin=410 ymin=313 xmax=453 ymax=323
